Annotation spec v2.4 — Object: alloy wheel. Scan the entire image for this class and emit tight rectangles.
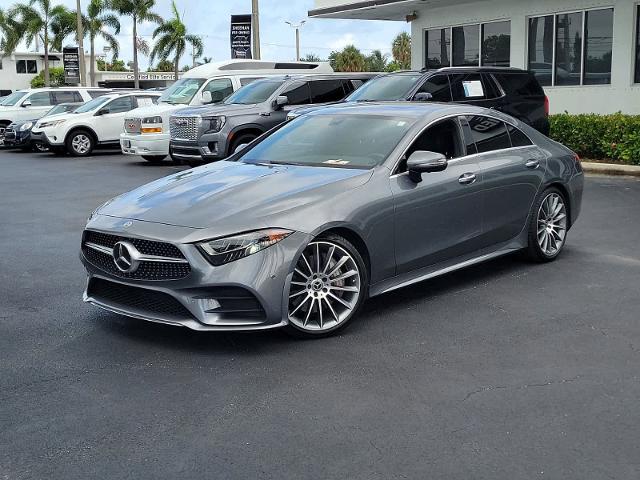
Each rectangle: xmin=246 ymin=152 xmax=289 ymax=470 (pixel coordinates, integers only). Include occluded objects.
xmin=288 ymin=241 xmax=361 ymax=332
xmin=537 ymin=192 xmax=567 ymax=256
xmin=72 ymin=134 xmax=91 ymax=155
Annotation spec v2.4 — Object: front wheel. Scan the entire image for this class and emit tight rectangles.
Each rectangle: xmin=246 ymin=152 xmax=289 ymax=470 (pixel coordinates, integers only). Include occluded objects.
xmin=66 ymin=130 xmax=95 ymax=157
xmin=284 ymin=233 xmax=368 ymax=338
xmin=525 ymin=187 xmax=569 ymax=262
xmin=142 ymin=155 xmax=167 ymax=164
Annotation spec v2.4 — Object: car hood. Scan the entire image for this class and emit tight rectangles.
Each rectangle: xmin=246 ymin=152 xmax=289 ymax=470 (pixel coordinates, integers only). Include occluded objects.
xmin=172 ymin=103 xmax=262 ymax=117
xmin=97 ymin=160 xmax=373 ymax=230
xmin=128 ymin=103 xmax=182 ymax=118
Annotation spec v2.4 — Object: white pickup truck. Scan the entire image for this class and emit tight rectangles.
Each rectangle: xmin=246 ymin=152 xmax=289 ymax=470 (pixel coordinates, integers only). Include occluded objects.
xmin=120 ymin=59 xmax=333 ymax=163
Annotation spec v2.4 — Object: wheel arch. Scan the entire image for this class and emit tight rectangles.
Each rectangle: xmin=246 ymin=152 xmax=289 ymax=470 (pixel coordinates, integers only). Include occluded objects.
xmin=315 ymin=225 xmax=371 ymax=280
xmin=544 ymin=181 xmax=572 ymax=228
xmin=226 ymin=125 xmax=265 ymax=155
xmin=65 ymin=125 xmax=99 ymax=146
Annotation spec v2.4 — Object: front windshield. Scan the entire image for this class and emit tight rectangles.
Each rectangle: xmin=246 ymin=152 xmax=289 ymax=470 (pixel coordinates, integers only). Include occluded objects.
xmin=347 ymin=75 xmax=422 ymax=101
xmin=224 ymin=80 xmax=282 ymax=105
xmin=158 ymin=78 xmax=206 ymax=104
xmin=73 ymin=96 xmax=111 ymax=113
xmin=1 ymin=91 xmax=28 ymax=106
xmin=238 ymin=114 xmax=413 ymax=168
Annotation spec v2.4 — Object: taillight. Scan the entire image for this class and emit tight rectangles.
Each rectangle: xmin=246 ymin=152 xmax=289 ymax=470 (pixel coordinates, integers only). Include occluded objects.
xmin=573 ymin=153 xmax=582 ymax=172
xmin=544 ymin=95 xmax=550 ymax=117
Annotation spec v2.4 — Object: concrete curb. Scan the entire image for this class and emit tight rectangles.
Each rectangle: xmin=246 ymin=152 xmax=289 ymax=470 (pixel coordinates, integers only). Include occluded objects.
xmin=582 ymin=162 xmax=640 ymax=177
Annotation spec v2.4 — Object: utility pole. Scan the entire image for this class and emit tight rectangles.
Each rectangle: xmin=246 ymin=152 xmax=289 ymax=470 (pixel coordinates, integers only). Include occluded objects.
xmin=252 ymin=0 xmax=260 ymax=59
xmin=76 ymin=0 xmax=86 ymax=86
xmin=285 ymin=20 xmax=306 ymax=61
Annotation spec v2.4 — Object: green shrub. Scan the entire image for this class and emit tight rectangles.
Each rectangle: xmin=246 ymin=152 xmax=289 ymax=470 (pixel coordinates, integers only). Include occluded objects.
xmin=549 ymin=113 xmax=640 ymax=165
xmin=30 ymin=67 xmax=66 ymax=88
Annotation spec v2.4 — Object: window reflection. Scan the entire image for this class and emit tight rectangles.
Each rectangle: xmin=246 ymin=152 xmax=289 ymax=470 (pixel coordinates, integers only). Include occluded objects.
xmin=482 ymin=21 xmax=510 ymax=67
xmin=453 ymin=24 xmax=480 ymax=66
xmin=584 ymin=9 xmax=613 ymax=85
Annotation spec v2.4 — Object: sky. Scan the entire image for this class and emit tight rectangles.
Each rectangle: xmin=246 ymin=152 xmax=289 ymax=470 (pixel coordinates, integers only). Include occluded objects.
xmin=26 ymin=0 xmax=409 ymax=69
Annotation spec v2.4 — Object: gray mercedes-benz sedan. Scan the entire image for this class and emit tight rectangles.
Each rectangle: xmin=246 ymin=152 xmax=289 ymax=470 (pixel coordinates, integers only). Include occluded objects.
xmin=81 ymin=103 xmax=584 ymax=337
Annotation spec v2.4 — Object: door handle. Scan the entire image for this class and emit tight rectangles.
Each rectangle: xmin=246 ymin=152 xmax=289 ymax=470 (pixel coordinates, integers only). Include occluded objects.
xmin=525 ymin=159 xmax=540 ymax=169
xmin=458 ymin=172 xmax=477 ymax=185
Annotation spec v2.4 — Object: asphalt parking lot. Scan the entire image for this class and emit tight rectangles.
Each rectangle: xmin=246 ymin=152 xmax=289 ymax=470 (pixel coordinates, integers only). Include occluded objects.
xmin=1 ymin=149 xmax=639 ymax=479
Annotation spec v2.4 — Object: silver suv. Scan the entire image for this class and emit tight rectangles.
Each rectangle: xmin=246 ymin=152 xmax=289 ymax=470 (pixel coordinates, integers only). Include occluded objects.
xmin=168 ymin=74 xmax=373 ymax=164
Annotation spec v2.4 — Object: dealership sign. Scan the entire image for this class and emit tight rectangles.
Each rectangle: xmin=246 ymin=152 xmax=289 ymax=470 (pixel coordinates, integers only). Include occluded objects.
xmin=63 ymin=47 xmax=80 ymax=85
xmin=230 ymin=14 xmax=252 ymax=59
xmin=123 ymin=73 xmax=176 ymax=80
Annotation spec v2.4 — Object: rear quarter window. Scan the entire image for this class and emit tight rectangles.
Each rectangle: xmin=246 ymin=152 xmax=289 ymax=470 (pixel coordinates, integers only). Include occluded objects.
xmin=493 ymin=73 xmax=544 ymax=96
xmin=506 ymin=124 xmax=533 ymax=147
xmin=466 ymin=115 xmax=511 ymax=153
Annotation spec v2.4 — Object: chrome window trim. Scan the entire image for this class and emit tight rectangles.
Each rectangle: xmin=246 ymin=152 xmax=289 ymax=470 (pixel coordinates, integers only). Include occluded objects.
xmin=389 ymin=112 xmax=533 ymax=176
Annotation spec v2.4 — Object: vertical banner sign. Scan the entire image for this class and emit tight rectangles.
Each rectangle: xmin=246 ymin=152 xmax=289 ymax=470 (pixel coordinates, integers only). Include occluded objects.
xmin=63 ymin=46 xmax=80 ymax=85
xmin=230 ymin=15 xmax=252 ymax=59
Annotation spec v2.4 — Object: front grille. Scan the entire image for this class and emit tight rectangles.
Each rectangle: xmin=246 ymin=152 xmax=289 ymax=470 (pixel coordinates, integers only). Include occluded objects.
xmin=4 ymin=129 xmax=16 ymax=140
xmin=82 ymin=230 xmax=191 ymax=281
xmin=200 ymin=287 xmax=266 ymax=321
xmin=124 ymin=118 xmax=141 ymax=134
xmin=170 ymin=116 xmax=199 ymax=140
xmin=88 ymin=277 xmax=194 ymax=320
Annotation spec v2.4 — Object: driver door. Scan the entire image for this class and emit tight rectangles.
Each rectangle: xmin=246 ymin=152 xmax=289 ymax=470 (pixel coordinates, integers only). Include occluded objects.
xmin=96 ymin=96 xmax=136 ymax=141
xmin=267 ymin=81 xmax=311 ymax=127
xmin=390 ymin=117 xmax=483 ymax=274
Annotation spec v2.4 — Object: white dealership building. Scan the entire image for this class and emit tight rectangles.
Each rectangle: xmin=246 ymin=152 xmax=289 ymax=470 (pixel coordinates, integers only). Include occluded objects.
xmin=309 ymin=0 xmax=640 ymax=114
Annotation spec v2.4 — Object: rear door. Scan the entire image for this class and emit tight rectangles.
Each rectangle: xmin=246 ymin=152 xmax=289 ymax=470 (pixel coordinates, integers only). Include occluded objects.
xmin=466 ymin=115 xmax=545 ymax=246
xmin=269 ymin=81 xmax=312 ymax=126
xmin=309 ymin=79 xmax=349 ymax=105
xmin=448 ymin=73 xmax=497 ymax=108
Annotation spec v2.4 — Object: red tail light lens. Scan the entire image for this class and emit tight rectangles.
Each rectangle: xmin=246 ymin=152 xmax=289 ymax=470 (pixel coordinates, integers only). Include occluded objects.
xmin=573 ymin=153 xmax=582 ymax=172
xmin=544 ymin=96 xmax=550 ymax=117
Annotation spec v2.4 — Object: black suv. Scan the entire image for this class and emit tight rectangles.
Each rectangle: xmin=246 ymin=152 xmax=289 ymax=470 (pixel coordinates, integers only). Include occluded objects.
xmin=290 ymin=67 xmax=549 ymax=135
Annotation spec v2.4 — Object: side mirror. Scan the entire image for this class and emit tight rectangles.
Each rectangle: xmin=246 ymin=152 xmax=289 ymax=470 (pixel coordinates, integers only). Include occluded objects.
xmin=413 ymin=92 xmax=433 ymax=102
xmin=22 ymin=100 xmax=32 ymax=107
xmin=273 ymin=95 xmax=288 ymax=110
xmin=406 ymin=150 xmax=448 ymax=182
xmin=96 ymin=108 xmax=109 ymax=116
xmin=202 ymin=91 xmax=213 ymax=104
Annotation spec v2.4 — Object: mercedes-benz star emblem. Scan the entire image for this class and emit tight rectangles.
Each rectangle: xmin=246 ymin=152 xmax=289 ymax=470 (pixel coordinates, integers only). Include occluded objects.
xmin=112 ymin=241 xmax=140 ymax=273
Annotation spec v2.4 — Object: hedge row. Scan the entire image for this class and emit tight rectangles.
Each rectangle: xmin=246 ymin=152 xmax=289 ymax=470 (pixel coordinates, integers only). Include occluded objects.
xmin=549 ymin=113 xmax=640 ymax=165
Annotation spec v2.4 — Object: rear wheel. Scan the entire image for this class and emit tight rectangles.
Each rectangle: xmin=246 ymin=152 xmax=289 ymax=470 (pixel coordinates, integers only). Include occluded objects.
xmin=142 ymin=155 xmax=167 ymax=164
xmin=284 ymin=233 xmax=368 ymax=338
xmin=66 ymin=130 xmax=95 ymax=157
xmin=525 ymin=187 xmax=568 ymax=262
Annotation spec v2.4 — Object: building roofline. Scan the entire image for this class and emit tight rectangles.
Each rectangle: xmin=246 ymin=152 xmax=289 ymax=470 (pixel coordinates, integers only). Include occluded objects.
xmin=308 ymin=0 xmax=409 ymax=18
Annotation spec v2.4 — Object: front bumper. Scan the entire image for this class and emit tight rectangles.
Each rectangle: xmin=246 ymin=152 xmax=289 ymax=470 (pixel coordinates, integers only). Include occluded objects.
xmin=30 ymin=129 xmax=62 ymax=147
xmin=80 ymin=215 xmax=307 ymax=331
xmin=169 ymin=132 xmax=228 ymax=161
xmin=120 ymin=132 xmax=169 ymax=157
xmin=3 ymin=128 xmax=30 ymax=148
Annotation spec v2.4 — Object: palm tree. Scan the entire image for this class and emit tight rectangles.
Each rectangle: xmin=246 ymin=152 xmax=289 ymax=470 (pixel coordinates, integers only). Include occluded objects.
xmin=112 ymin=0 xmax=162 ymax=88
xmin=201 ymin=56 xmax=212 ymax=64
xmin=8 ymin=0 xmax=71 ymax=86
xmin=335 ymin=45 xmax=366 ymax=72
xmin=149 ymin=1 xmax=203 ymax=82
xmin=365 ymin=49 xmax=388 ymax=72
xmin=392 ymin=32 xmax=411 ymax=70
xmin=84 ymin=0 xmax=120 ymax=86
xmin=50 ymin=7 xmax=77 ymax=51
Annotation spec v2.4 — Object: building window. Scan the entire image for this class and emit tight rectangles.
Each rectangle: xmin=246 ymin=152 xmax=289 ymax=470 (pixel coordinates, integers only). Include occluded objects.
xmin=528 ymin=8 xmax=613 ymax=86
xmin=425 ymin=28 xmax=450 ymax=68
xmin=425 ymin=21 xmax=510 ymax=69
xmin=482 ymin=21 xmax=511 ymax=66
xmin=16 ymin=59 xmax=38 ymax=74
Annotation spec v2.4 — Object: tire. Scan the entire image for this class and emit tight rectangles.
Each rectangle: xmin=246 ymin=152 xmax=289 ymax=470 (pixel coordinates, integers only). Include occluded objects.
xmin=229 ymin=133 xmax=257 ymax=155
xmin=33 ymin=143 xmax=49 ymax=153
xmin=66 ymin=130 xmax=95 ymax=157
xmin=525 ymin=187 xmax=569 ymax=262
xmin=284 ymin=233 xmax=369 ymax=338
xmin=142 ymin=155 xmax=167 ymax=164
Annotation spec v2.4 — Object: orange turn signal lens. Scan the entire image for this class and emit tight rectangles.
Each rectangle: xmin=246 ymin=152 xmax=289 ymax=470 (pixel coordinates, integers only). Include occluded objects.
xmin=141 ymin=127 xmax=163 ymax=134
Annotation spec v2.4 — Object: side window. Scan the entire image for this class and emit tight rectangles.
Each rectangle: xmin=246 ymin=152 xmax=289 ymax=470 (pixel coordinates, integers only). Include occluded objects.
xmin=281 ymin=82 xmax=311 ymax=105
xmin=203 ymin=78 xmax=234 ymax=102
xmin=104 ymin=96 xmax=134 ymax=113
xmin=28 ymin=92 xmax=53 ymax=106
xmin=309 ymin=79 xmax=347 ymax=103
xmin=506 ymin=124 xmax=533 ymax=147
xmin=52 ymin=91 xmax=80 ymax=104
xmin=450 ymin=73 xmax=486 ymax=101
xmin=415 ymin=74 xmax=452 ymax=101
xmin=481 ymin=74 xmax=502 ymax=99
xmin=459 ymin=116 xmax=478 ymax=155
xmin=239 ymin=77 xmax=263 ymax=86
xmin=466 ymin=115 xmax=511 ymax=153
xmin=398 ymin=118 xmax=463 ymax=173
xmin=135 ymin=96 xmax=157 ymax=107
xmin=494 ymin=73 xmax=544 ymax=96
xmin=346 ymin=79 xmax=363 ymax=93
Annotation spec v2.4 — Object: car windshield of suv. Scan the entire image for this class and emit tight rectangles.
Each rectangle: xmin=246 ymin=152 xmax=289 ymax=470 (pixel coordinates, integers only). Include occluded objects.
xmin=224 ymin=80 xmax=283 ymax=105
xmin=158 ymin=78 xmax=206 ymax=104
xmin=238 ymin=114 xmax=413 ymax=168
xmin=73 ymin=96 xmax=111 ymax=113
xmin=0 ymin=91 xmax=28 ymax=106
xmin=347 ymin=75 xmax=422 ymax=101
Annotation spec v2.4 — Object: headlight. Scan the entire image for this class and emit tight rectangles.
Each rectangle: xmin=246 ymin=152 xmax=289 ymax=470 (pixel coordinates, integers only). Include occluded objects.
xmin=203 ymin=116 xmax=226 ymax=133
xmin=38 ymin=119 xmax=66 ymax=128
xmin=141 ymin=115 xmax=163 ymax=133
xmin=142 ymin=116 xmax=163 ymax=124
xmin=197 ymin=228 xmax=292 ymax=266
xmin=20 ymin=121 xmax=33 ymax=131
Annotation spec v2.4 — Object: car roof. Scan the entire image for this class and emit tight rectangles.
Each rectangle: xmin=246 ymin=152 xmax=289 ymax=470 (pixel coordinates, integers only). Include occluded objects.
xmin=249 ymin=73 xmax=374 ymax=82
xmin=388 ymin=66 xmax=531 ymax=76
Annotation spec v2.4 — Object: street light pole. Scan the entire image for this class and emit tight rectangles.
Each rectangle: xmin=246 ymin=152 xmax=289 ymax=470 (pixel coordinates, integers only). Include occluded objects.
xmin=252 ymin=0 xmax=261 ymax=59
xmin=285 ymin=20 xmax=306 ymax=61
xmin=76 ymin=0 xmax=86 ymax=86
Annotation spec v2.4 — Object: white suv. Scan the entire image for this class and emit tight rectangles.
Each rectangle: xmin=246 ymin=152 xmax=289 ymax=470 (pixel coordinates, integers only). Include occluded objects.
xmin=30 ymin=91 xmax=161 ymax=156
xmin=0 ymin=87 xmax=109 ymax=143
xmin=120 ymin=59 xmax=333 ymax=163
